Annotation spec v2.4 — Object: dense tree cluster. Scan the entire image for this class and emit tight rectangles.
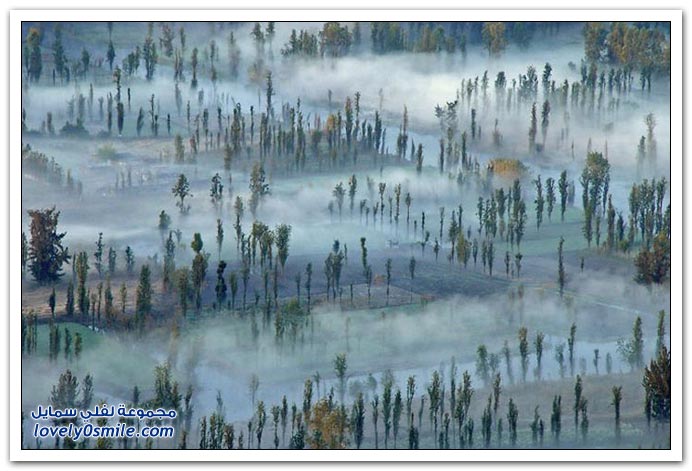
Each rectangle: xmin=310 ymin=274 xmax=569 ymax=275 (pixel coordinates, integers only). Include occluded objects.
xmin=583 ymin=22 xmax=671 ymax=77
xmin=22 ymin=145 xmax=82 ymax=195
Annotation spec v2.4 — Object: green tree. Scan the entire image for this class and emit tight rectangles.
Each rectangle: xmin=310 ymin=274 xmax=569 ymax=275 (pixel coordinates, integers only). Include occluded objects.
xmin=406 ymin=376 xmax=416 ymax=429
xmin=47 ymin=289 xmax=55 ymax=318
xmin=27 ymin=207 xmax=70 ymax=283
xmin=74 ymin=332 xmax=83 ymax=359
xmin=611 ymin=385 xmax=622 ymax=443
xmin=191 ymin=233 xmax=209 ymax=310
xmin=415 ymin=144 xmax=424 ymax=174
xmin=332 ymin=182 xmax=346 ymax=222
xmin=50 ymin=370 xmax=93 ymax=447
xmin=249 ymin=163 xmax=270 ymax=219
xmin=385 ymin=258 xmax=392 ymax=305
xmin=573 ymin=375 xmax=583 ymax=431
xmin=351 ymin=393 xmax=365 ymax=449
xmin=333 ymin=353 xmax=347 ymax=405
xmin=617 ymin=316 xmax=644 ymax=370
xmin=568 ymin=323 xmax=577 ymax=377
xmin=408 ymin=257 xmax=416 ymax=301
xmin=80 ymin=48 xmax=90 ymax=78
xmin=21 ymin=231 xmax=28 ymax=273
xmin=172 ymin=174 xmax=192 ymax=214
xmin=550 ymin=395 xmax=562 ymax=444
xmin=382 ymin=374 xmax=393 ymax=448
xmin=347 ymin=175 xmax=357 ymax=215
xmin=142 ymin=27 xmax=158 ymax=80
xmin=534 ymin=175 xmax=544 ymax=230
xmin=392 ymin=389 xmax=403 ymax=449
xmin=656 ymin=310 xmax=666 ymax=354
xmin=518 ymin=327 xmax=529 ymax=382
xmin=546 ymin=177 xmax=556 ymax=221
xmin=275 ymin=224 xmax=292 ymax=271
xmin=176 ymin=268 xmax=190 ymax=317
xmin=135 ymin=265 xmax=152 ymax=332
xmin=125 ymin=246 xmax=135 ymax=274
xmin=558 ymin=170 xmax=569 ymax=222
xmin=265 ymin=71 xmax=274 ymax=119
xmin=93 ymin=232 xmax=104 ymax=277
xmin=541 ymin=100 xmax=551 ymax=145
xmin=507 ymin=398 xmax=518 ymax=447
xmin=106 ymin=40 xmax=116 ymax=71
xmin=75 ymin=252 xmax=89 ymax=318
xmin=255 ymin=401 xmax=266 ymax=449
xmin=476 ymin=345 xmax=490 ymax=386
xmin=107 ymin=247 xmax=117 ymax=277
xmin=371 ymin=394 xmax=380 ymax=449
xmin=52 ymin=27 xmax=68 ymax=81
xmin=534 ymin=331 xmax=545 ymax=379
xmin=215 ymin=261 xmax=227 ymax=308
xmin=216 ymin=219 xmax=224 ymax=260
xmin=558 ymin=236 xmax=566 ymax=297
xmin=174 ymin=134 xmax=185 ymax=163
xmin=580 ymin=397 xmax=589 ymax=443
xmin=210 ymin=174 xmax=224 ymax=209
xmin=104 ymin=278 xmax=115 ymax=327
xmin=528 ymin=102 xmax=538 ymax=153
xmin=65 ymin=281 xmax=75 ymax=317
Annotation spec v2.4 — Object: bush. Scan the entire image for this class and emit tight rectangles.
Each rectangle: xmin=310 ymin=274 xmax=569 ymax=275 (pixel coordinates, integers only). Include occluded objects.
xmin=488 ymin=158 xmax=529 ymax=181
xmin=60 ymin=119 xmax=89 ymax=137
xmin=95 ymin=144 xmax=119 ymax=160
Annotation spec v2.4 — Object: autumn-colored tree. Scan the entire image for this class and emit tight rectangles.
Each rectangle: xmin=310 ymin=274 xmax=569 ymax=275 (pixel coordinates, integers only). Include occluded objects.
xmin=25 ymin=28 xmax=43 ymax=82
xmin=643 ymin=345 xmax=671 ymax=425
xmin=307 ymin=398 xmax=349 ymax=449
xmin=635 ymin=232 xmax=670 ymax=284
xmin=583 ymin=22 xmax=608 ymax=62
xmin=482 ymin=22 xmax=507 ymax=57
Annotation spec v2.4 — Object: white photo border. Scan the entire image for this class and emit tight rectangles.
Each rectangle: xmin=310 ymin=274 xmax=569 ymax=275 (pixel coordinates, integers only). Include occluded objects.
xmin=9 ymin=8 xmax=682 ymax=462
